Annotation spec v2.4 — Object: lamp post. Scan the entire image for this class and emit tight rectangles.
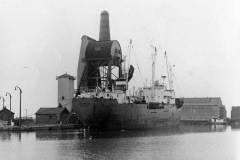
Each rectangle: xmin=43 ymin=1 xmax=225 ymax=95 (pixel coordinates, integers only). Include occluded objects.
xmin=5 ymin=92 xmax=12 ymax=111
xmin=15 ymin=86 xmax=22 ymax=127
xmin=0 ymin=97 xmax=5 ymax=108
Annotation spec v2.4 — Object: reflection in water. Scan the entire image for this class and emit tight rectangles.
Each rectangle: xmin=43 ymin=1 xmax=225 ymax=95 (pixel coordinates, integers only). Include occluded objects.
xmin=0 ymin=125 xmax=237 ymax=160
xmin=17 ymin=132 xmax=22 ymax=142
xmin=231 ymin=124 xmax=240 ymax=130
xmin=0 ymin=132 xmax=11 ymax=141
xmin=179 ymin=124 xmax=227 ymax=133
xmin=0 ymin=132 xmax=23 ymax=142
xmin=34 ymin=124 xmax=227 ymax=141
xmin=35 ymin=130 xmax=83 ymax=140
xmin=56 ymin=125 xmax=233 ymax=160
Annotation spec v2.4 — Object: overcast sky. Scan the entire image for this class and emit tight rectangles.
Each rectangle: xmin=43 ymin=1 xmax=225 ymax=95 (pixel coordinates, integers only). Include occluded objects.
xmin=0 ymin=0 xmax=240 ymax=117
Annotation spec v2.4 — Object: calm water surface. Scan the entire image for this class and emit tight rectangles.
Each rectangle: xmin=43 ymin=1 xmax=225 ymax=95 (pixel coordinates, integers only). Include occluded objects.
xmin=0 ymin=125 xmax=239 ymax=160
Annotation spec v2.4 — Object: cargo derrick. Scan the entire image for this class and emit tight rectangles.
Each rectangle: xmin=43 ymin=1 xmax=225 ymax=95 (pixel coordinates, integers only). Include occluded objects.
xmin=80 ymin=40 xmax=123 ymax=91
xmin=76 ymin=11 xmax=133 ymax=95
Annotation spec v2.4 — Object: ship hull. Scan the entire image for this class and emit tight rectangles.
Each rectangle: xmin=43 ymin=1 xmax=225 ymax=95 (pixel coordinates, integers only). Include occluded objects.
xmin=72 ymin=98 xmax=181 ymax=130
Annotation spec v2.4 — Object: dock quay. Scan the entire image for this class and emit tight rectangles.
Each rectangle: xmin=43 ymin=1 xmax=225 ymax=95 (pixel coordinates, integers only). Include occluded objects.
xmin=0 ymin=124 xmax=82 ymax=132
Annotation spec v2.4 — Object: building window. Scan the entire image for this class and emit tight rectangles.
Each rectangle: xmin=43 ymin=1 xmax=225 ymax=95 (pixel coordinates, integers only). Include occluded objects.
xmin=62 ymin=96 xmax=65 ymax=100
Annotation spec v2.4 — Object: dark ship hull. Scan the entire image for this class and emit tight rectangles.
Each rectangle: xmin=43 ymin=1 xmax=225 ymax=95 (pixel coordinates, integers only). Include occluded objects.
xmin=73 ymin=11 xmax=183 ymax=131
xmin=72 ymin=97 xmax=181 ymax=130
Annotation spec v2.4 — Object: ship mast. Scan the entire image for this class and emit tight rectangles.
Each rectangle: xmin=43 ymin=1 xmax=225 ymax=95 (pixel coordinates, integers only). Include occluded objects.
xmin=152 ymin=46 xmax=157 ymax=87
xmin=169 ymin=65 xmax=174 ymax=90
xmin=126 ymin=39 xmax=132 ymax=91
xmin=150 ymin=45 xmax=157 ymax=100
xmin=164 ymin=51 xmax=170 ymax=90
xmin=164 ymin=51 xmax=174 ymax=90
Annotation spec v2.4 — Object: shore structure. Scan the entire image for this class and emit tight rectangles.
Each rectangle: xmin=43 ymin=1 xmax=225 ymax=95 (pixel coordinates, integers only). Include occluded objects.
xmin=56 ymin=73 xmax=76 ymax=112
xmin=13 ymin=117 xmax=34 ymax=126
xmin=0 ymin=107 xmax=14 ymax=125
xmin=231 ymin=106 xmax=240 ymax=125
xmin=180 ymin=97 xmax=226 ymax=124
xmin=36 ymin=106 xmax=70 ymax=124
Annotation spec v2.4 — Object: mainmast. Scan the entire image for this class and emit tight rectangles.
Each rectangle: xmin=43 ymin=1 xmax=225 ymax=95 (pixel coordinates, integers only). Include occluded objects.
xmin=126 ymin=39 xmax=133 ymax=91
xmin=164 ymin=51 xmax=170 ymax=90
xmin=150 ymin=45 xmax=157 ymax=100
xmin=152 ymin=46 xmax=157 ymax=87
xmin=164 ymin=51 xmax=174 ymax=90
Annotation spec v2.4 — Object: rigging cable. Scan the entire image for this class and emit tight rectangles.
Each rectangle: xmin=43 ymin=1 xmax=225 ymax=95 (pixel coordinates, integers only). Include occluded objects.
xmin=131 ymin=44 xmax=145 ymax=86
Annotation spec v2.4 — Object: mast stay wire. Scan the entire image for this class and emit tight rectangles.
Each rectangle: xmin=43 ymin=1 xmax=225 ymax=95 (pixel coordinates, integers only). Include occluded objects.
xmin=131 ymin=43 xmax=145 ymax=86
xmin=158 ymin=45 xmax=182 ymax=96
xmin=156 ymin=45 xmax=171 ymax=89
xmin=171 ymin=68 xmax=183 ymax=97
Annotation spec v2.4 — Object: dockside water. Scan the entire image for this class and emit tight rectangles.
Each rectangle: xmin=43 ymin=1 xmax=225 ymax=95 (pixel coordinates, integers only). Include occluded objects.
xmin=0 ymin=125 xmax=239 ymax=160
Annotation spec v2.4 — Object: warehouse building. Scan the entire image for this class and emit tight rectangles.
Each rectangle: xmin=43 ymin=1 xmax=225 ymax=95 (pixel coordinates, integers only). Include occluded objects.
xmin=181 ymin=97 xmax=226 ymax=122
xmin=0 ymin=107 xmax=14 ymax=125
xmin=231 ymin=106 xmax=240 ymax=122
xmin=36 ymin=107 xmax=70 ymax=124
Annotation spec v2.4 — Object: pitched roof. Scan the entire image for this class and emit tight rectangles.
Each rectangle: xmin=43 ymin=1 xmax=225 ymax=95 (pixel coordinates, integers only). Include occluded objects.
xmin=232 ymin=106 xmax=240 ymax=111
xmin=36 ymin=107 xmax=69 ymax=115
xmin=183 ymin=97 xmax=223 ymax=106
xmin=0 ymin=107 xmax=14 ymax=115
xmin=56 ymin=73 xmax=75 ymax=80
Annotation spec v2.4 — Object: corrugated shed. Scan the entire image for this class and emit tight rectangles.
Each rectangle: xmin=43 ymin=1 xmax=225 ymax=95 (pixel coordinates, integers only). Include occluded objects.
xmin=0 ymin=108 xmax=14 ymax=115
xmin=36 ymin=107 xmax=70 ymax=124
xmin=231 ymin=106 xmax=240 ymax=121
xmin=0 ymin=108 xmax=14 ymax=124
xmin=36 ymin=107 xmax=69 ymax=115
xmin=181 ymin=97 xmax=225 ymax=121
xmin=183 ymin=97 xmax=222 ymax=106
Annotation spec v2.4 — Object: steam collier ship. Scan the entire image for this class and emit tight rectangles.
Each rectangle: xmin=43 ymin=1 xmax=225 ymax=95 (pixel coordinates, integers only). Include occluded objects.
xmin=72 ymin=11 xmax=183 ymax=130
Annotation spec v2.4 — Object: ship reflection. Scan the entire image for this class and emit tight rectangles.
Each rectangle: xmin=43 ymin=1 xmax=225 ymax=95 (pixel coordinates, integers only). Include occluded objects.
xmin=35 ymin=124 xmax=227 ymax=140
xmin=51 ymin=124 xmax=229 ymax=160
xmin=87 ymin=124 xmax=227 ymax=139
xmin=35 ymin=130 xmax=84 ymax=140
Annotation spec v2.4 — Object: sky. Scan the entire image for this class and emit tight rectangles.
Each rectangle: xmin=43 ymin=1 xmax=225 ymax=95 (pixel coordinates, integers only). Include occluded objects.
xmin=0 ymin=0 xmax=240 ymax=117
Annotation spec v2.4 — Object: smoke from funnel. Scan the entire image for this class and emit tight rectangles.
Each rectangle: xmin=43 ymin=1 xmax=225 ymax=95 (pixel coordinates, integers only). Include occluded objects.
xmin=99 ymin=11 xmax=110 ymax=41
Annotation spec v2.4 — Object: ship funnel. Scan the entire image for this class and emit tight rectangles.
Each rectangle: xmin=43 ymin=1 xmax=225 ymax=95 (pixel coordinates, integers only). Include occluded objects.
xmin=99 ymin=10 xmax=110 ymax=41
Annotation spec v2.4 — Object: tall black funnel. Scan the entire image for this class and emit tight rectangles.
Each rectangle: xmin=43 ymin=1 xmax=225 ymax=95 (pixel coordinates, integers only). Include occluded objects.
xmin=99 ymin=11 xmax=110 ymax=41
